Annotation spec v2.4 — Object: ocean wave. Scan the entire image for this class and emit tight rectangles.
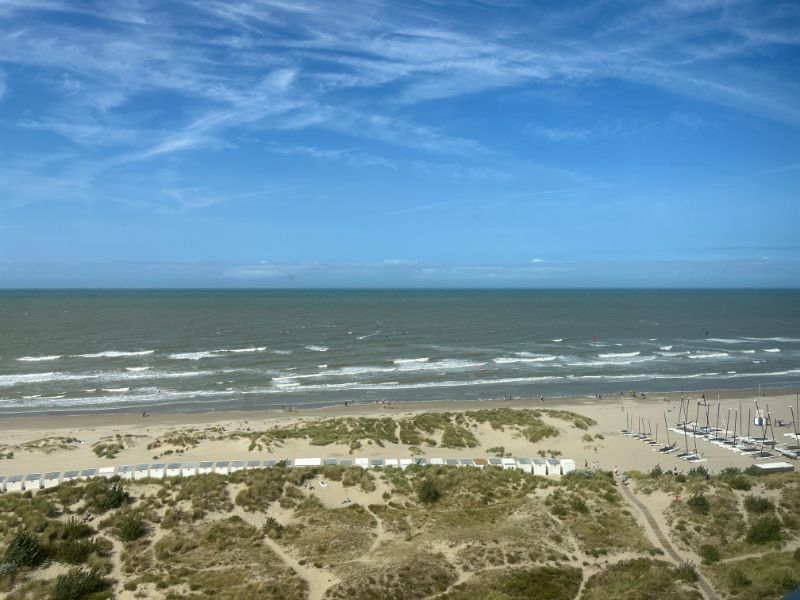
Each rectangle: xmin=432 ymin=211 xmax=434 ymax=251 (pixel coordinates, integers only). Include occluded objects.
xmin=598 ymin=352 xmax=640 ymax=359
xmin=125 ymin=366 xmax=151 ymax=372
xmin=744 ymin=337 xmax=800 ymax=343
xmin=493 ymin=356 xmax=557 ymax=364
xmin=0 ymin=369 xmax=211 ymax=387
xmin=393 ymin=357 xmax=429 ymax=364
xmin=305 ymin=345 xmax=329 ymax=352
xmin=222 ymin=347 xmax=267 ymax=353
xmin=169 ymin=351 xmax=223 ymax=360
xmin=101 ymin=387 xmax=130 ymax=392
xmin=567 ymin=356 xmax=655 ymax=367
xmin=273 ymin=350 xmax=293 ymax=355
xmin=659 ymin=345 xmax=673 ymax=351
xmin=688 ymin=352 xmax=729 ymax=359
xmin=17 ymin=355 xmax=61 ymax=362
xmin=764 ymin=348 xmax=781 ymax=353
xmin=551 ymin=338 xmax=565 ymax=343
xmin=75 ymin=350 xmax=154 ymax=358
xmin=705 ymin=338 xmax=746 ymax=344
xmin=0 ymin=388 xmax=234 ymax=409
xmin=270 ymin=374 xmax=562 ymax=392
xmin=279 ymin=359 xmax=485 ymax=382
xmin=740 ymin=350 xmax=755 ymax=354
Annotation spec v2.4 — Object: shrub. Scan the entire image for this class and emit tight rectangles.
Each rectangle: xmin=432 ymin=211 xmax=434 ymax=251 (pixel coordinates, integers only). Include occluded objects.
xmin=262 ymin=517 xmax=284 ymax=539
xmin=570 ymin=496 xmax=589 ymax=513
xmin=728 ymin=475 xmax=752 ymax=491
xmin=417 ymin=479 xmax=441 ymax=504
xmin=675 ymin=561 xmax=698 ymax=582
xmin=4 ymin=531 xmax=45 ymax=568
xmin=52 ymin=538 xmax=99 ymax=565
xmin=746 ymin=515 xmax=782 ymax=543
xmin=675 ymin=473 xmax=686 ymax=483
xmin=84 ymin=479 xmax=128 ymax=513
xmin=743 ymin=496 xmax=774 ymax=514
xmin=781 ymin=572 xmax=799 ymax=592
xmin=62 ymin=518 xmax=93 ymax=541
xmin=688 ymin=465 xmax=708 ymax=478
xmin=794 ymin=547 xmax=800 ymax=561
xmin=687 ymin=493 xmax=710 ymax=515
xmin=698 ymin=544 xmax=720 ymax=564
xmin=730 ymin=568 xmax=752 ymax=588
xmin=649 ymin=465 xmax=663 ymax=478
xmin=118 ymin=512 xmax=147 ymax=542
xmin=50 ymin=568 xmax=108 ymax=600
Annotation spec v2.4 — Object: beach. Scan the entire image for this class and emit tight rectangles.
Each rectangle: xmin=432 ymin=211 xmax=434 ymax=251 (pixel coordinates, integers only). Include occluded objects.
xmin=3 ymin=387 xmax=797 ymax=479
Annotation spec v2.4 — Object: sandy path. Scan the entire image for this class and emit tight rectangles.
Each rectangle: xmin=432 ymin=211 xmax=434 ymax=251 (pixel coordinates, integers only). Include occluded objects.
xmin=619 ymin=482 xmax=720 ymax=600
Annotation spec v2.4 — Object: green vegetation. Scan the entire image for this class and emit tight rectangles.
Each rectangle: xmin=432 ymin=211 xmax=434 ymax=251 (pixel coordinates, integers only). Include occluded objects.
xmin=117 ymin=512 xmax=147 ymax=542
xmin=744 ymin=495 xmax=775 ymax=514
xmin=83 ymin=479 xmax=129 ymax=513
xmin=582 ymin=558 xmax=702 ymax=600
xmin=747 ymin=515 xmax=782 ymax=543
xmin=439 ymin=566 xmax=582 ymax=600
xmin=699 ymin=543 xmax=720 ymax=564
xmin=3 ymin=531 xmax=45 ymax=569
xmin=50 ymin=568 xmax=109 ymax=600
xmin=687 ymin=492 xmax=710 ymax=515
xmin=707 ymin=551 xmax=800 ymax=599
xmin=417 ymin=479 xmax=441 ymax=504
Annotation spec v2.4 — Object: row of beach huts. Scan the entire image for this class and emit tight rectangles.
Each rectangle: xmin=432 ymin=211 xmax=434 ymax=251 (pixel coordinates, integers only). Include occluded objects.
xmin=0 ymin=456 xmax=576 ymax=494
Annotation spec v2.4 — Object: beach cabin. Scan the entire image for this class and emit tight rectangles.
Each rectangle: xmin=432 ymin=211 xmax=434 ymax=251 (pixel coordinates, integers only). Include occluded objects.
xmin=752 ymin=461 xmax=795 ymax=474
xmin=355 ymin=457 xmax=369 ymax=469
xmin=560 ymin=459 xmax=576 ymax=475
xmin=214 ymin=461 xmax=231 ymax=475
xmin=80 ymin=468 xmax=97 ymax=481
xmin=23 ymin=473 xmax=42 ymax=491
xmin=323 ymin=458 xmax=337 ymax=467
xmin=487 ymin=458 xmax=503 ymax=468
xmin=0 ymin=475 xmax=5 ymax=492
xmin=277 ymin=459 xmax=292 ymax=468
xmin=149 ymin=463 xmax=165 ymax=479
xmin=247 ymin=460 xmax=263 ymax=470
xmin=5 ymin=475 xmax=23 ymax=493
xmin=370 ymin=458 xmax=385 ymax=469
xmin=473 ymin=458 xmax=488 ymax=469
xmin=118 ymin=465 xmax=133 ymax=480
xmin=501 ymin=458 xmax=517 ymax=471
xmin=181 ymin=462 xmax=198 ymax=477
xmin=414 ymin=457 xmax=428 ymax=466
xmin=230 ymin=460 xmax=246 ymax=473
xmin=133 ymin=464 xmax=150 ymax=480
xmin=198 ymin=461 xmax=213 ymax=475
xmin=399 ymin=458 xmax=414 ymax=470
xmin=430 ymin=458 xmax=445 ymax=466
xmin=532 ymin=459 xmax=548 ymax=476
xmin=338 ymin=459 xmax=353 ymax=467
xmin=445 ymin=458 xmax=459 ymax=467
xmin=62 ymin=470 xmax=80 ymax=483
xmin=516 ymin=458 xmax=533 ymax=473
xmin=263 ymin=459 xmax=278 ymax=468
xmin=546 ymin=458 xmax=561 ymax=476
xmin=98 ymin=466 xmax=115 ymax=479
xmin=43 ymin=472 xmax=60 ymax=489
xmin=459 ymin=458 xmax=475 ymax=467
xmin=294 ymin=458 xmax=322 ymax=468
xmin=385 ymin=458 xmax=399 ymax=469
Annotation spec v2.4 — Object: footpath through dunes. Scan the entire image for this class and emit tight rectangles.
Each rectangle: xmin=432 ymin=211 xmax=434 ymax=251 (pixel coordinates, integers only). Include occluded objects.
xmin=618 ymin=481 xmax=721 ymax=600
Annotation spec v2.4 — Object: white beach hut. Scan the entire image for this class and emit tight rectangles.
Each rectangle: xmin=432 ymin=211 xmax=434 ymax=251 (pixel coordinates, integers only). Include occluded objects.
xmin=23 ymin=473 xmax=43 ymax=491
xmin=487 ymin=458 xmax=503 ymax=468
xmin=62 ymin=470 xmax=80 ymax=483
xmin=165 ymin=463 xmax=182 ymax=478
xmin=560 ymin=459 xmax=576 ymax=475
xmin=338 ymin=458 xmax=353 ymax=466
xmin=181 ymin=462 xmax=198 ymax=477
xmin=214 ymin=461 xmax=231 ymax=475
xmin=501 ymin=458 xmax=517 ymax=471
xmin=515 ymin=458 xmax=533 ymax=473
xmin=323 ymin=458 xmax=338 ymax=467
xmin=149 ymin=463 xmax=165 ymax=479
xmin=370 ymin=458 xmax=385 ymax=469
xmin=80 ymin=468 xmax=97 ymax=481
xmin=98 ymin=466 xmax=115 ymax=479
xmin=430 ymin=458 xmax=445 ymax=466
xmin=43 ymin=472 xmax=60 ymax=489
xmin=399 ymin=458 xmax=413 ymax=470
xmin=5 ymin=475 xmax=23 ymax=493
xmin=246 ymin=460 xmax=263 ymax=470
xmin=230 ymin=460 xmax=246 ymax=473
xmin=118 ymin=465 xmax=133 ymax=480
xmin=532 ymin=459 xmax=548 ymax=476
xmin=133 ymin=464 xmax=150 ymax=480
xmin=414 ymin=457 xmax=428 ymax=466
xmin=198 ymin=461 xmax=214 ymax=475
xmin=294 ymin=458 xmax=322 ymax=468
xmin=459 ymin=458 xmax=475 ymax=467
xmin=263 ymin=459 xmax=278 ymax=468
xmin=546 ymin=458 xmax=561 ymax=475
xmin=0 ymin=475 xmax=6 ymax=492
xmin=473 ymin=458 xmax=488 ymax=469
xmin=385 ymin=458 xmax=399 ymax=469
xmin=444 ymin=458 xmax=458 ymax=466
xmin=355 ymin=457 xmax=369 ymax=469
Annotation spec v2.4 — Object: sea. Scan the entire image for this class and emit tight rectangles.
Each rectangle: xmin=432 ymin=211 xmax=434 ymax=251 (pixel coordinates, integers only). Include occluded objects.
xmin=0 ymin=289 xmax=799 ymax=416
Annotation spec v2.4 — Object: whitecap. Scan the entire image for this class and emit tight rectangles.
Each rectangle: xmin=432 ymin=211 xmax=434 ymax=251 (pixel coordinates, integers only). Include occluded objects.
xmin=305 ymin=345 xmax=329 ymax=352
xmin=706 ymin=338 xmax=745 ymax=344
xmin=393 ymin=357 xmax=429 ymax=364
xmin=220 ymin=347 xmax=267 ymax=353
xmin=75 ymin=350 xmax=154 ymax=358
xmin=125 ymin=366 xmax=151 ymax=372
xmin=598 ymin=351 xmax=640 ymax=359
xmin=493 ymin=356 xmax=557 ymax=364
xmin=688 ymin=352 xmax=729 ymax=359
xmin=169 ymin=351 xmax=222 ymax=360
xmin=551 ymin=338 xmax=565 ymax=343
xmin=101 ymin=387 xmax=130 ymax=392
xmin=659 ymin=345 xmax=673 ymax=351
xmin=764 ymin=348 xmax=781 ymax=353
xmin=17 ymin=355 xmax=61 ymax=362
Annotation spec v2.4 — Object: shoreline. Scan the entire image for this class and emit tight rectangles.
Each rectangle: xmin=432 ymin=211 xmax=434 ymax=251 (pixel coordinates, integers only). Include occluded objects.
xmin=1 ymin=384 xmax=797 ymax=428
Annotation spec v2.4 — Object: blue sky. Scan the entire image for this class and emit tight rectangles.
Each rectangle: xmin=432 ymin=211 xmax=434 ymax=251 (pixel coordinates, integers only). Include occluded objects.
xmin=0 ymin=0 xmax=798 ymax=287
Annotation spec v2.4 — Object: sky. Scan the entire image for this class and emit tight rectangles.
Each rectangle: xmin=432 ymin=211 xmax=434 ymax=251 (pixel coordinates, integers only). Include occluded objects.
xmin=0 ymin=0 xmax=798 ymax=288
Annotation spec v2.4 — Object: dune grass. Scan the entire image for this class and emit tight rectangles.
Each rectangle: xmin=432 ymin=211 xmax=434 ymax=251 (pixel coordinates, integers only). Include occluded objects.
xmin=582 ymin=558 xmax=702 ymax=600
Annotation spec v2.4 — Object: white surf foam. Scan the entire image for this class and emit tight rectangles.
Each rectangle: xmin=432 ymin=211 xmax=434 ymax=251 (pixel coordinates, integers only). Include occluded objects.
xmin=221 ymin=347 xmax=267 ymax=353
xmin=125 ymin=366 xmax=151 ymax=372
xmin=102 ymin=387 xmax=130 ymax=392
xmin=688 ymin=352 xmax=729 ymax=359
xmin=17 ymin=355 xmax=61 ymax=362
xmin=764 ymin=348 xmax=781 ymax=353
xmin=706 ymin=338 xmax=745 ymax=344
xmin=169 ymin=351 xmax=223 ymax=360
xmin=75 ymin=350 xmax=154 ymax=358
xmin=493 ymin=356 xmax=557 ymax=364
xmin=745 ymin=337 xmax=800 ymax=343
xmin=305 ymin=345 xmax=329 ymax=352
xmin=598 ymin=351 xmax=640 ymax=359
xmin=551 ymin=338 xmax=565 ymax=343
xmin=659 ymin=345 xmax=673 ymax=351
xmin=393 ymin=357 xmax=429 ymax=364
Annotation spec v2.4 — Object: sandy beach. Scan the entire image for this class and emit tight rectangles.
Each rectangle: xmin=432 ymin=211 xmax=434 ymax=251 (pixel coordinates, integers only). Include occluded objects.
xmin=2 ymin=387 xmax=797 ymax=479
